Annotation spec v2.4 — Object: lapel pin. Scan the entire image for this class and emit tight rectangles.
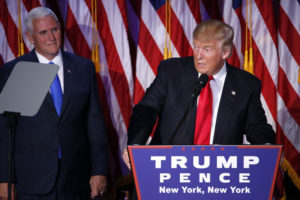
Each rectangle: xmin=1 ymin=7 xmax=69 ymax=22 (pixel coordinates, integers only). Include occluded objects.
xmin=67 ymin=69 xmax=71 ymax=73
xmin=231 ymin=90 xmax=236 ymax=96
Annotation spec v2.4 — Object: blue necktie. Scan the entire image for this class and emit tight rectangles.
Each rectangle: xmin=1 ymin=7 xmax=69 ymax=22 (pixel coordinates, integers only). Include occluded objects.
xmin=49 ymin=61 xmax=62 ymax=159
xmin=49 ymin=62 xmax=63 ymax=115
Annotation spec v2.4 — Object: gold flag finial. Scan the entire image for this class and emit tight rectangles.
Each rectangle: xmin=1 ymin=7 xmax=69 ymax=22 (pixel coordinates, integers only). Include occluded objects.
xmin=243 ymin=0 xmax=249 ymax=72
xmin=244 ymin=0 xmax=254 ymax=74
xmin=18 ymin=0 xmax=24 ymax=57
xmin=298 ymin=67 xmax=300 ymax=83
xmin=248 ymin=0 xmax=254 ymax=74
xmin=164 ymin=0 xmax=172 ymax=59
xmin=91 ymin=0 xmax=100 ymax=72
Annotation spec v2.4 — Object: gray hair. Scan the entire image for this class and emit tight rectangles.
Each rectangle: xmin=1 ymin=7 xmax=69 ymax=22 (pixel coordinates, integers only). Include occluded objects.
xmin=193 ymin=19 xmax=234 ymax=54
xmin=25 ymin=7 xmax=59 ymax=34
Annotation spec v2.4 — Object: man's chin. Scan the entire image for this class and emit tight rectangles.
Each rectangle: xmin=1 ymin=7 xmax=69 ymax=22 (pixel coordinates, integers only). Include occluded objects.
xmin=48 ymin=49 xmax=60 ymax=55
xmin=195 ymin=68 xmax=207 ymax=74
xmin=41 ymin=51 xmax=59 ymax=60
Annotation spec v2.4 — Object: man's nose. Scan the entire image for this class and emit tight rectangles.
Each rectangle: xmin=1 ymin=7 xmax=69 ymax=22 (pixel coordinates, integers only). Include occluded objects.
xmin=48 ymin=31 xmax=55 ymax=40
xmin=196 ymin=49 xmax=204 ymax=59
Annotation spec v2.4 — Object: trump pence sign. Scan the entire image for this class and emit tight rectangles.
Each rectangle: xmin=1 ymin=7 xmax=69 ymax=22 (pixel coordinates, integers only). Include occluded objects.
xmin=128 ymin=145 xmax=281 ymax=200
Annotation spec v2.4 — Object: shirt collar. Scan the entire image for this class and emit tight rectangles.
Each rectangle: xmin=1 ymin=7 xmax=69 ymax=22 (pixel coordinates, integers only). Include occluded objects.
xmin=35 ymin=49 xmax=63 ymax=67
xmin=212 ymin=62 xmax=227 ymax=84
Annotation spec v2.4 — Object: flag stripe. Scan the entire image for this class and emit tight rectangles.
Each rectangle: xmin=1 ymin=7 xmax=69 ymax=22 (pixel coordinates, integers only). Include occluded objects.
xmin=279 ymin=6 xmax=300 ymax=67
xmin=170 ymin=1 xmax=195 ymax=56
xmin=278 ymin=36 xmax=299 ymax=95
xmin=141 ymin=1 xmax=168 ymax=56
xmin=21 ymin=0 xmax=41 ymax=14
xmin=102 ymin=0 xmax=133 ymax=98
xmin=133 ymin=68 xmax=147 ymax=105
xmin=278 ymin=67 xmax=300 ymax=126
xmin=277 ymin=95 xmax=300 ymax=153
xmin=186 ymin=0 xmax=201 ymax=24
xmin=66 ymin=4 xmax=91 ymax=58
xmin=136 ymin=46 xmax=156 ymax=89
xmin=116 ymin=0 xmax=128 ymax=31
xmin=138 ymin=20 xmax=162 ymax=75
xmin=254 ymin=0 xmax=277 ymax=46
xmin=164 ymin=7 xmax=192 ymax=57
xmin=276 ymin=125 xmax=300 ymax=181
xmin=280 ymin=0 xmax=300 ymax=35
xmin=252 ymin=41 xmax=277 ymax=120
xmin=0 ymin=22 xmax=14 ymax=62
xmin=6 ymin=0 xmax=30 ymax=53
xmin=0 ymin=0 xmax=20 ymax=57
xmin=223 ymin=2 xmax=243 ymax=67
xmin=97 ymin=0 xmax=132 ymax=128
xmin=247 ymin=1 xmax=278 ymax=123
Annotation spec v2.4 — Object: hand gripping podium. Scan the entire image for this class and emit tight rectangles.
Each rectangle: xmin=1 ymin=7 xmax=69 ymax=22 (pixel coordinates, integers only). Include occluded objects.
xmin=128 ymin=145 xmax=282 ymax=200
xmin=0 ymin=61 xmax=59 ymax=200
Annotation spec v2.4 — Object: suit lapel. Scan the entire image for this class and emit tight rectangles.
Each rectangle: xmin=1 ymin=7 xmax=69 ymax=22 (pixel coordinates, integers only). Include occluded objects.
xmin=60 ymin=52 xmax=74 ymax=118
xmin=25 ymin=50 xmax=60 ymax=119
xmin=173 ymin=58 xmax=198 ymax=145
xmin=213 ymin=65 xmax=239 ymax=144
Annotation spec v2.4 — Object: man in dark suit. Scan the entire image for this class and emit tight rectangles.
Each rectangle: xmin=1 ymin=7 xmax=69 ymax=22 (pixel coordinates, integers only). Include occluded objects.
xmin=122 ymin=19 xmax=275 ymax=170
xmin=0 ymin=7 xmax=108 ymax=200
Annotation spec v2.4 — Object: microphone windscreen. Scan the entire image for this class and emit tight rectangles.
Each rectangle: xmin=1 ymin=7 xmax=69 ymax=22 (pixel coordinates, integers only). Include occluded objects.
xmin=193 ymin=74 xmax=209 ymax=98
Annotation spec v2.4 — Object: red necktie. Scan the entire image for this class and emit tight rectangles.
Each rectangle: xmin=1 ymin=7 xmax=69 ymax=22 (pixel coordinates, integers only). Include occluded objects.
xmin=194 ymin=76 xmax=213 ymax=145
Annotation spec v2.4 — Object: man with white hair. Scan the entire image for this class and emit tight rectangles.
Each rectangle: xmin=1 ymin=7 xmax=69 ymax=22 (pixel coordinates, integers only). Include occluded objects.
xmin=0 ymin=7 xmax=108 ymax=200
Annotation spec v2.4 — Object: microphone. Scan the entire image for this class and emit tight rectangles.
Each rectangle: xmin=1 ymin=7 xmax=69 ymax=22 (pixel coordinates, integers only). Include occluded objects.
xmin=192 ymin=74 xmax=209 ymax=100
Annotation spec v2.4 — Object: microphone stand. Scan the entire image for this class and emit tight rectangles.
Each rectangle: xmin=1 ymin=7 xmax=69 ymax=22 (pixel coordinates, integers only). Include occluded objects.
xmin=167 ymin=93 xmax=199 ymax=144
xmin=3 ymin=111 xmax=19 ymax=200
xmin=168 ymin=74 xmax=208 ymax=145
xmin=0 ymin=61 xmax=59 ymax=200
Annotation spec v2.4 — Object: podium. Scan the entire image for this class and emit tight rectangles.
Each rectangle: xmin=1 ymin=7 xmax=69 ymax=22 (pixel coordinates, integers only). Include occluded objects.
xmin=128 ymin=145 xmax=282 ymax=200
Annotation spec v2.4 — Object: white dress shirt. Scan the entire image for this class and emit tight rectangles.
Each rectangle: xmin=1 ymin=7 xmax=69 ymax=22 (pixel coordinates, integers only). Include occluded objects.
xmin=198 ymin=63 xmax=227 ymax=144
xmin=35 ymin=50 xmax=64 ymax=93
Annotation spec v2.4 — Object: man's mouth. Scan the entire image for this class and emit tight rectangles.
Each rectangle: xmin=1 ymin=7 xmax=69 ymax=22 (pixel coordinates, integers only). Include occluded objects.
xmin=47 ymin=42 xmax=57 ymax=46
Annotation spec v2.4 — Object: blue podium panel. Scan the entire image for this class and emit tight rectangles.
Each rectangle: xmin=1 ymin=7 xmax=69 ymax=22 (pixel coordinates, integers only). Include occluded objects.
xmin=128 ymin=145 xmax=282 ymax=200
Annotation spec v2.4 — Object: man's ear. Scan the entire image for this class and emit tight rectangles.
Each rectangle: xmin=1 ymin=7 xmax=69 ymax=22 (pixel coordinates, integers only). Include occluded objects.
xmin=222 ymin=47 xmax=231 ymax=59
xmin=26 ymin=32 xmax=34 ymax=44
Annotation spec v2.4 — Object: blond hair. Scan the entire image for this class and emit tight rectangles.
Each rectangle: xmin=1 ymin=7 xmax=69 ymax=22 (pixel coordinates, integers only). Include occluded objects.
xmin=193 ymin=19 xmax=234 ymax=54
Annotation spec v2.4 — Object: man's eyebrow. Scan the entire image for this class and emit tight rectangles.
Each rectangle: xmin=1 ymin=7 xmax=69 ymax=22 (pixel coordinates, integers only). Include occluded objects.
xmin=203 ymin=45 xmax=213 ymax=48
xmin=39 ymin=30 xmax=47 ymax=34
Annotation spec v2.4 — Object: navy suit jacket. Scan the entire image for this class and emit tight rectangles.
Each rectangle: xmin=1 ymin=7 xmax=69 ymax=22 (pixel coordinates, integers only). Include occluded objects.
xmin=0 ymin=50 xmax=108 ymax=194
xmin=128 ymin=56 xmax=275 ymax=145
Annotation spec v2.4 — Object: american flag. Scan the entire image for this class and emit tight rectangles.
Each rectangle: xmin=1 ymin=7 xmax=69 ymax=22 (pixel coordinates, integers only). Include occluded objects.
xmin=0 ymin=0 xmax=299 ymax=198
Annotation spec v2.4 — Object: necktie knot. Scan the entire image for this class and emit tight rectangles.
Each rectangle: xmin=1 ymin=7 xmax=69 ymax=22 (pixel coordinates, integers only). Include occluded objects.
xmin=208 ymin=75 xmax=213 ymax=81
xmin=49 ymin=61 xmax=54 ymax=65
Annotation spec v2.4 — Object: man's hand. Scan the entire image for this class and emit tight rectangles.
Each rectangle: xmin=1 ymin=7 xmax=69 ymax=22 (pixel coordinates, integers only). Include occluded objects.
xmin=0 ymin=183 xmax=15 ymax=200
xmin=89 ymin=175 xmax=107 ymax=199
xmin=122 ymin=148 xmax=131 ymax=170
